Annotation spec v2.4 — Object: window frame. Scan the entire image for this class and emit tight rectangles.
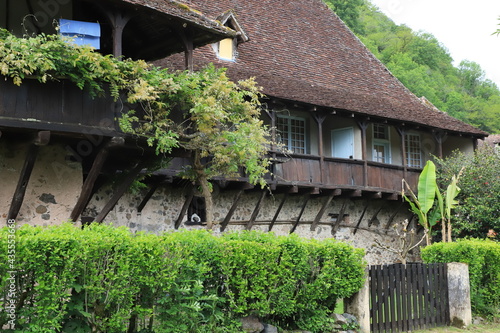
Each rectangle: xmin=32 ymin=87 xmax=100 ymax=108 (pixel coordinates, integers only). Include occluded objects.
xmin=405 ymin=132 xmax=422 ymax=168
xmin=372 ymin=123 xmax=391 ymax=164
xmin=276 ymin=115 xmax=307 ymax=154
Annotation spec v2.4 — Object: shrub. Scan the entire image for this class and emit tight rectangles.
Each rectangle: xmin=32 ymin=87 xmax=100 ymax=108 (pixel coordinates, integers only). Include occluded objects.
xmin=0 ymin=223 xmax=365 ymax=333
xmin=421 ymin=239 xmax=500 ymax=318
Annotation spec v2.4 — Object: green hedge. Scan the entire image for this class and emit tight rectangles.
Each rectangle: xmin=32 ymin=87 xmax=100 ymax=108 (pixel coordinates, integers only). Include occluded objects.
xmin=0 ymin=223 xmax=365 ymax=333
xmin=421 ymin=239 xmax=500 ymax=317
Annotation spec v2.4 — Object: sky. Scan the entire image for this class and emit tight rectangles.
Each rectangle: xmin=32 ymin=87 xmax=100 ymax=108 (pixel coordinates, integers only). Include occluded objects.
xmin=369 ymin=0 xmax=500 ymax=87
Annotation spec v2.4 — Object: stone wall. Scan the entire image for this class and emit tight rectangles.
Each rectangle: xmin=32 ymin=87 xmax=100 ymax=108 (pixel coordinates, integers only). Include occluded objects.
xmin=86 ymin=184 xmax=421 ymax=265
xmin=0 ymin=141 xmax=82 ymax=226
xmin=1 ymin=142 xmax=422 ymax=265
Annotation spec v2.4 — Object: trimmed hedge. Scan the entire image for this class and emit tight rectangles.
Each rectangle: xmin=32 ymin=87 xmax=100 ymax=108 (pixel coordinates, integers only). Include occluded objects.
xmin=0 ymin=223 xmax=365 ymax=333
xmin=421 ymin=239 xmax=500 ymax=317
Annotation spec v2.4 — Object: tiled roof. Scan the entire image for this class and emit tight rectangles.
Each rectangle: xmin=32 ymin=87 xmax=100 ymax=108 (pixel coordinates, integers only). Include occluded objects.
xmin=158 ymin=0 xmax=487 ymax=137
xmin=121 ymin=0 xmax=235 ymax=36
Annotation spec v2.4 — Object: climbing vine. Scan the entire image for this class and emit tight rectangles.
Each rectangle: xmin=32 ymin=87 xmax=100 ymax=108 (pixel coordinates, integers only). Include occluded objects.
xmin=0 ymin=29 xmax=272 ymax=227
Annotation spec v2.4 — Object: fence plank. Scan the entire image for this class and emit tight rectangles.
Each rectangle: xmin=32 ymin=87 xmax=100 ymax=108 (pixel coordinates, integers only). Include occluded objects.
xmin=368 ymin=263 xmax=449 ymax=333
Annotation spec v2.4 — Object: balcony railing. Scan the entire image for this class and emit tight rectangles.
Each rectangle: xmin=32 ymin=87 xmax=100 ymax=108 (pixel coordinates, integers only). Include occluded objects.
xmin=0 ymin=78 xmax=121 ymax=135
xmin=272 ymin=153 xmax=420 ymax=193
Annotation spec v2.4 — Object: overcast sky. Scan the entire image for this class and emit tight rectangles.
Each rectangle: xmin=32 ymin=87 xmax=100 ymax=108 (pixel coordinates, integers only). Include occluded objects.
xmin=369 ymin=0 xmax=500 ymax=87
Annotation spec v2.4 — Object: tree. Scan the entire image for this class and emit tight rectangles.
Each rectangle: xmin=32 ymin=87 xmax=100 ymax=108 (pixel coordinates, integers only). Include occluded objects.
xmin=434 ymin=145 xmax=500 ymax=240
xmin=120 ymin=65 xmax=272 ymax=229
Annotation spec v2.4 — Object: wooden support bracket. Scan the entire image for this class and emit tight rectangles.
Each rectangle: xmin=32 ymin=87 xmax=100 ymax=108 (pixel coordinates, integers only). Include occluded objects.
xmin=246 ymin=190 xmax=267 ymax=230
xmin=331 ymin=199 xmax=348 ymax=235
xmin=94 ymin=160 xmax=147 ymax=223
xmin=367 ymin=200 xmax=387 ymax=228
xmin=175 ymin=186 xmax=195 ymax=229
xmin=137 ymin=183 xmax=160 ymax=213
xmin=290 ymin=192 xmax=311 ymax=234
xmin=310 ymin=189 xmax=339 ymax=231
xmin=269 ymin=192 xmax=288 ymax=231
xmin=8 ymin=131 xmax=50 ymax=220
xmin=220 ymin=189 xmax=244 ymax=232
xmin=384 ymin=201 xmax=405 ymax=233
xmin=353 ymin=199 xmax=371 ymax=235
xmin=70 ymin=137 xmax=124 ymax=222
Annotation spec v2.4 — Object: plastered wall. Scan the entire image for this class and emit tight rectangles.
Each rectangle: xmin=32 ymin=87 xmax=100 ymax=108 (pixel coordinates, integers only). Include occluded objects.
xmin=0 ymin=141 xmax=82 ymax=225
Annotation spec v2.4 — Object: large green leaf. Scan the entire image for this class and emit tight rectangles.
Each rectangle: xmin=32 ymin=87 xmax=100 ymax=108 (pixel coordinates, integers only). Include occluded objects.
xmin=417 ymin=161 xmax=437 ymax=215
xmin=445 ymin=175 xmax=461 ymax=220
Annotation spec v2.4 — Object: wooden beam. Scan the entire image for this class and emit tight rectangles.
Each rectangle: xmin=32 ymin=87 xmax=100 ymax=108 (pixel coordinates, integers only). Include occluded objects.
xmin=269 ymin=192 xmax=288 ymax=231
xmin=367 ymin=201 xmax=387 ymax=228
xmin=8 ymin=131 xmax=50 ymax=220
xmin=331 ymin=199 xmax=348 ymax=235
xmin=310 ymin=189 xmax=337 ymax=231
xmin=137 ymin=183 xmax=160 ymax=213
xmin=94 ymin=160 xmax=147 ymax=223
xmin=246 ymin=190 xmax=267 ymax=230
xmin=70 ymin=138 xmax=124 ymax=222
xmin=397 ymin=126 xmax=408 ymax=181
xmin=313 ymin=113 xmax=326 ymax=184
xmin=385 ymin=192 xmax=399 ymax=201
xmin=353 ymin=199 xmax=370 ymax=235
xmin=348 ymin=189 xmax=362 ymax=197
xmin=384 ymin=201 xmax=405 ymax=233
xmin=103 ymin=9 xmax=132 ymax=58
xmin=290 ymin=193 xmax=311 ymax=233
xmin=174 ymin=186 xmax=194 ymax=229
xmin=220 ymin=189 xmax=244 ymax=232
xmin=357 ymin=120 xmax=369 ymax=186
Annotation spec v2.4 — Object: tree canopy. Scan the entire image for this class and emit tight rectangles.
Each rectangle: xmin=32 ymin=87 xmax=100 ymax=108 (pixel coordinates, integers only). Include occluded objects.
xmin=324 ymin=0 xmax=500 ymax=134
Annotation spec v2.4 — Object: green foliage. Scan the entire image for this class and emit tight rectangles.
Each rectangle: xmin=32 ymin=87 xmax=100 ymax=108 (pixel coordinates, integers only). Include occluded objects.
xmin=422 ymin=239 xmax=500 ymax=318
xmin=0 ymin=224 xmax=365 ymax=333
xmin=403 ymin=161 xmax=438 ymax=244
xmin=434 ymin=145 xmax=500 ymax=240
xmin=0 ymin=29 xmax=272 ymax=228
xmin=327 ymin=1 xmax=500 ymax=134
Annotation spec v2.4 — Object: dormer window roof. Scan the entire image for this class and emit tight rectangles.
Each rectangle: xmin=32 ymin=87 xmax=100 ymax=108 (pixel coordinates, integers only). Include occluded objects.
xmin=214 ymin=10 xmax=248 ymax=61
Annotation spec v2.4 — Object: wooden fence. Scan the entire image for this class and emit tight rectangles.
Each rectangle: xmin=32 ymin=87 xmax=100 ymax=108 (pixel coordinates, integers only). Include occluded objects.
xmin=369 ymin=263 xmax=450 ymax=333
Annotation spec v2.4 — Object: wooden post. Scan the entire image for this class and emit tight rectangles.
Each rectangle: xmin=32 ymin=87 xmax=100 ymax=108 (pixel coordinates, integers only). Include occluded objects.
xmin=94 ymin=160 xmax=147 ymax=223
xmin=137 ymin=183 xmax=160 ymax=213
xmin=358 ymin=120 xmax=369 ymax=186
xmin=397 ymin=126 xmax=408 ymax=180
xmin=220 ymin=189 xmax=244 ymax=232
xmin=331 ymin=198 xmax=348 ymax=235
xmin=310 ymin=188 xmax=340 ymax=231
xmin=269 ymin=192 xmax=288 ymax=231
xmin=313 ymin=113 xmax=326 ymax=184
xmin=246 ymin=190 xmax=267 ymax=230
xmin=175 ymin=187 xmax=195 ymax=229
xmin=290 ymin=192 xmax=311 ymax=233
xmin=70 ymin=137 xmax=124 ymax=222
xmin=104 ymin=10 xmax=132 ymax=58
xmin=8 ymin=131 xmax=50 ymax=220
xmin=353 ymin=199 xmax=370 ymax=235
xmin=433 ymin=130 xmax=444 ymax=159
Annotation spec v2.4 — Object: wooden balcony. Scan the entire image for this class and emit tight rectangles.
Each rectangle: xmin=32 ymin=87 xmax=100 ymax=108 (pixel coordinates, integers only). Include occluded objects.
xmin=0 ymin=78 xmax=121 ymax=135
xmin=272 ymin=153 xmax=420 ymax=195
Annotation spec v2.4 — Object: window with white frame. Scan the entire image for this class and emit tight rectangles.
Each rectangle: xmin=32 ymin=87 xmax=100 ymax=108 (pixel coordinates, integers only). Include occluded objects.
xmin=276 ymin=115 xmax=306 ymax=154
xmin=405 ymin=133 xmax=422 ymax=167
xmin=372 ymin=123 xmax=391 ymax=163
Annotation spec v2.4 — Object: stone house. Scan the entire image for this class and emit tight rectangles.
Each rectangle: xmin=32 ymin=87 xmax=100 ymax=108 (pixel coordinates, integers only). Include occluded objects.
xmin=0 ymin=0 xmax=487 ymax=263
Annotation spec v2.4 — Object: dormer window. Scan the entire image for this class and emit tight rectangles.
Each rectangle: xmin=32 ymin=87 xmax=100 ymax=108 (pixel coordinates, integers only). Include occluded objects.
xmin=218 ymin=38 xmax=235 ymax=61
xmin=214 ymin=10 xmax=249 ymax=62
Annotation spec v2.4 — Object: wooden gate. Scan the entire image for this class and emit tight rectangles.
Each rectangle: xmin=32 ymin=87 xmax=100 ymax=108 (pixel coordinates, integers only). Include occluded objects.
xmin=369 ymin=263 xmax=449 ymax=333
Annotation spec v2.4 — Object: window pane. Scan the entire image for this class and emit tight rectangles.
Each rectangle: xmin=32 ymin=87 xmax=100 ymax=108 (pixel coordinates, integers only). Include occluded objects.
xmin=373 ymin=144 xmax=386 ymax=163
xmin=405 ymin=134 xmax=421 ymax=167
xmin=373 ymin=123 xmax=388 ymax=140
xmin=277 ymin=116 xmax=306 ymax=154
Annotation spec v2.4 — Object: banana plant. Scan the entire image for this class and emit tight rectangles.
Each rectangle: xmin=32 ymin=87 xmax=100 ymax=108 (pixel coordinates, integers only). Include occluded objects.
xmin=402 ymin=160 xmax=438 ymax=246
xmin=403 ymin=161 xmax=463 ymax=245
